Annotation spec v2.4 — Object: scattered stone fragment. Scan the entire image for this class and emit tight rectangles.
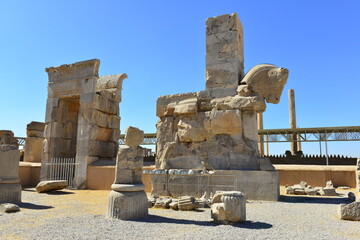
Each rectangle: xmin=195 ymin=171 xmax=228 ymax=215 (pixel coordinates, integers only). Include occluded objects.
xmin=338 ymin=186 xmax=350 ymax=190
xmin=339 ymin=202 xmax=360 ymax=221
xmin=0 ymin=203 xmax=20 ymax=213
xmin=319 ymin=181 xmax=337 ymax=196
xmin=178 ymin=196 xmax=197 ymax=211
xmin=169 ymin=201 xmax=179 ymax=210
xmin=36 ymin=180 xmax=68 ymax=193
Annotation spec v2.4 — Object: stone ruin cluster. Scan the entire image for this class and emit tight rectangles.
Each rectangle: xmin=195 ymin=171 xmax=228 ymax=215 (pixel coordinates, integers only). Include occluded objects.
xmin=3 ymin=12 xmax=359 ymax=224
xmin=107 ymin=126 xmax=148 ymax=220
xmin=155 ymin=13 xmax=288 ymax=171
xmin=285 ymin=180 xmax=337 ymax=196
xmin=148 ymin=190 xmax=246 ymax=223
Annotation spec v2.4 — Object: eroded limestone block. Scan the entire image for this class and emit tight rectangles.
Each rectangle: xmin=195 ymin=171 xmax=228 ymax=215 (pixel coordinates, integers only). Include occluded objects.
xmin=178 ymin=196 xmax=197 ymax=211
xmin=339 ymin=202 xmax=360 ymax=221
xmin=211 ymin=191 xmax=246 ymax=223
xmin=0 ymin=203 xmax=20 ymax=213
xmin=35 ymin=180 xmax=68 ymax=193
xmin=204 ymin=109 xmax=242 ymax=136
xmin=125 ymin=127 xmax=144 ymax=148
xmin=107 ymin=190 xmax=148 ymax=220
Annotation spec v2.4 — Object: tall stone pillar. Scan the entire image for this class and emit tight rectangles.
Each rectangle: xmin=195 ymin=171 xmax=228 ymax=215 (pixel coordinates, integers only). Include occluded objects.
xmin=288 ymin=89 xmax=298 ymax=154
xmin=206 ymin=13 xmax=244 ymax=98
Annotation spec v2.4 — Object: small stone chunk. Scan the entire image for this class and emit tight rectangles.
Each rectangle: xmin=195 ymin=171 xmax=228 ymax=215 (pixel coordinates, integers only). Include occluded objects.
xmin=0 ymin=203 xmax=20 ymax=213
xmin=36 ymin=180 xmax=68 ymax=193
xmin=169 ymin=201 xmax=179 ymax=210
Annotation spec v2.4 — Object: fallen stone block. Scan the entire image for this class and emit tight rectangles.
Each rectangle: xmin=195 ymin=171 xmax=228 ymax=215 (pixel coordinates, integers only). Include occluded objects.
xmin=178 ymin=196 xmax=197 ymax=211
xmin=339 ymin=202 xmax=360 ymax=221
xmin=36 ymin=180 xmax=68 ymax=193
xmin=0 ymin=203 xmax=20 ymax=213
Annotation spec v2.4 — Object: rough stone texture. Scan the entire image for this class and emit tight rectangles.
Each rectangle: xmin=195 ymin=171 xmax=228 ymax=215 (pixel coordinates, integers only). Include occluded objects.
xmin=107 ymin=126 xmax=148 ymax=220
xmin=151 ymin=170 xmax=279 ymax=201
xmin=107 ymin=190 xmax=148 ymax=220
xmin=41 ymin=59 xmax=126 ymax=189
xmin=35 ymin=180 xmax=68 ymax=193
xmin=0 ymin=146 xmax=21 ymax=204
xmin=24 ymin=122 xmax=45 ymax=162
xmin=124 ymin=127 xmax=144 ymax=148
xmin=211 ymin=191 xmax=246 ymax=223
xmin=0 ymin=130 xmax=18 ymax=149
xmin=178 ymin=196 xmax=197 ymax=211
xmin=154 ymin=13 xmax=288 ymax=203
xmin=339 ymin=202 xmax=360 ymax=221
xmin=0 ymin=203 xmax=20 ymax=213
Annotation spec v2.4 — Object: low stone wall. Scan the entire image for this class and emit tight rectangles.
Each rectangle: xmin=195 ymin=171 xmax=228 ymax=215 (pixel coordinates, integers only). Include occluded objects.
xmin=275 ymin=165 xmax=357 ymax=188
xmin=18 ymin=164 xmax=357 ymax=191
xmin=19 ymin=162 xmax=41 ymax=187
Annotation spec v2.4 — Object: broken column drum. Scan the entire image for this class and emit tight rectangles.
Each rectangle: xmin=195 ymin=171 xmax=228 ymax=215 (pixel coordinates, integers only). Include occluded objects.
xmin=107 ymin=126 xmax=148 ymax=220
xmin=40 ymin=59 xmax=127 ymax=189
xmin=0 ymin=131 xmax=21 ymax=204
xmin=152 ymin=13 xmax=289 ymax=200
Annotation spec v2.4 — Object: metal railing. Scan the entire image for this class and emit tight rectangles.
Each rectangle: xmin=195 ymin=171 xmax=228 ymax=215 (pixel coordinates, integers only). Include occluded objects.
xmin=46 ymin=157 xmax=78 ymax=188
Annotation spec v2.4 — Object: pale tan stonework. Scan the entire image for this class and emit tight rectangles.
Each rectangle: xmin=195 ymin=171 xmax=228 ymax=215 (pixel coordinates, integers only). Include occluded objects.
xmin=41 ymin=59 xmax=126 ymax=189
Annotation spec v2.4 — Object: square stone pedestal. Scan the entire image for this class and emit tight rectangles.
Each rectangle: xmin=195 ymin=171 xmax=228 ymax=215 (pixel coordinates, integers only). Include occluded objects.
xmin=107 ymin=190 xmax=148 ymax=220
xmin=151 ymin=170 xmax=279 ymax=201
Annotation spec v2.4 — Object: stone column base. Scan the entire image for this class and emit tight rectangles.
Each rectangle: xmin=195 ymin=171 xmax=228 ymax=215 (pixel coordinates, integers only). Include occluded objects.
xmin=0 ymin=182 xmax=22 ymax=204
xmin=107 ymin=190 xmax=148 ymax=220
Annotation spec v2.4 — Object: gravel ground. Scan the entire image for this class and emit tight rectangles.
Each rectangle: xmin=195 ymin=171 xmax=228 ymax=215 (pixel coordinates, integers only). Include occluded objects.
xmin=1 ymin=188 xmax=359 ymax=240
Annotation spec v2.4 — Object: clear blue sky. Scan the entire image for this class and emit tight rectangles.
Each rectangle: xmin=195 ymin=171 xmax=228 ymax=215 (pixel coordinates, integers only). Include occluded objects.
xmin=0 ymin=1 xmax=359 ymax=157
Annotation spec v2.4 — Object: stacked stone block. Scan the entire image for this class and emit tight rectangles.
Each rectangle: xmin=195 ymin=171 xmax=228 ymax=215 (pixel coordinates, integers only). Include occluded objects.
xmin=24 ymin=121 xmax=45 ymax=162
xmin=41 ymin=59 xmax=127 ymax=189
xmin=107 ymin=127 xmax=148 ymax=220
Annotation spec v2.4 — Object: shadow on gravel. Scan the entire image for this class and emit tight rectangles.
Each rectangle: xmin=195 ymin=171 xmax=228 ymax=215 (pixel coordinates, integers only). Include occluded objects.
xmin=131 ymin=215 xmax=272 ymax=229
xmin=229 ymin=221 xmax=272 ymax=229
xmin=279 ymin=195 xmax=350 ymax=205
xmin=46 ymin=191 xmax=75 ymax=195
xmin=19 ymin=202 xmax=54 ymax=210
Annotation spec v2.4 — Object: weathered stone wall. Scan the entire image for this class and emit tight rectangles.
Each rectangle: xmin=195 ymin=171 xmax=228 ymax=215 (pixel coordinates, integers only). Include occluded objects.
xmin=41 ymin=59 xmax=126 ymax=189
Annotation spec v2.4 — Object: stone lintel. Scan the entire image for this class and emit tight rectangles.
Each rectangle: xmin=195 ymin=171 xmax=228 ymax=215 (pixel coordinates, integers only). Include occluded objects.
xmin=45 ymin=59 xmax=100 ymax=83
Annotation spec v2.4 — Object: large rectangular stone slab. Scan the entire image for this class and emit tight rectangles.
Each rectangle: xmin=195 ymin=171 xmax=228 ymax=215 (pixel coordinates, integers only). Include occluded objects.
xmin=151 ymin=170 xmax=279 ymax=201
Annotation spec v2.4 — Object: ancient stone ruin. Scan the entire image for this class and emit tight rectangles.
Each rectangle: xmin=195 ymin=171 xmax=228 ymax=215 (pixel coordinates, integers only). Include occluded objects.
xmin=24 ymin=121 xmax=45 ymax=162
xmin=40 ymin=59 xmax=127 ymax=189
xmin=0 ymin=130 xmax=21 ymax=204
xmin=107 ymin=126 xmax=148 ymax=220
xmin=152 ymin=13 xmax=288 ymax=200
xmin=211 ymin=191 xmax=246 ymax=224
